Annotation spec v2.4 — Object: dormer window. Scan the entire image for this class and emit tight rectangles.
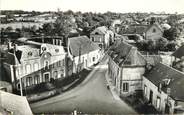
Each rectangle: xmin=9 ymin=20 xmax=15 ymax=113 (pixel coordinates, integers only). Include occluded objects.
xmin=42 ymin=47 xmax=46 ymax=52
xmin=162 ymin=78 xmax=171 ymax=86
xmin=28 ymin=51 xmax=32 ymax=56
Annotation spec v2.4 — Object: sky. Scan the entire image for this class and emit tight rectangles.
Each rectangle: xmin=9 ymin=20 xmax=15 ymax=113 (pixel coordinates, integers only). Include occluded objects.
xmin=1 ymin=0 xmax=184 ymax=14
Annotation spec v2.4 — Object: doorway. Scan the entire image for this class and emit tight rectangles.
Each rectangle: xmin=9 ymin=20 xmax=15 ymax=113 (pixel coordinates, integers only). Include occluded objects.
xmin=165 ymin=103 xmax=170 ymax=114
xmin=44 ymin=73 xmax=50 ymax=82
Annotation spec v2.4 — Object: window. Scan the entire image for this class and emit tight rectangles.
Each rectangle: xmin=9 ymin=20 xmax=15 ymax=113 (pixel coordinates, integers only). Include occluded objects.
xmin=153 ymin=28 xmax=156 ymax=33
xmin=83 ymin=57 xmax=85 ymax=63
xmin=25 ymin=64 xmax=31 ymax=74
xmin=123 ymin=82 xmax=129 ymax=92
xmin=92 ymin=37 xmax=94 ymax=41
xmin=99 ymin=44 xmax=102 ymax=49
xmin=53 ymin=71 xmax=58 ymax=79
xmin=62 ymin=60 xmax=65 ymax=66
xmin=44 ymin=60 xmax=49 ymax=70
xmin=16 ymin=68 xmax=20 ymax=76
xmin=158 ymin=83 xmax=162 ymax=93
xmin=34 ymin=75 xmax=40 ymax=84
xmin=156 ymin=96 xmax=161 ymax=109
xmin=26 ymin=77 xmax=32 ymax=86
xmin=144 ymin=85 xmax=147 ymax=95
xmin=33 ymin=63 xmax=39 ymax=71
xmin=99 ymin=38 xmax=102 ymax=42
xmin=93 ymin=57 xmax=95 ymax=62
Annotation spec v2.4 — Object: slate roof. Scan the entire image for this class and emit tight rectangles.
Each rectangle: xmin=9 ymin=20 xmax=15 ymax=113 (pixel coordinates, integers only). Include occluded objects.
xmin=124 ymin=24 xmax=148 ymax=34
xmin=146 ymin=23 xmax=164 ymax=33
xmin=68 ymin=36 xmax=100 ymax=57
xmin=172 ymin=45 xmax=184 ymax=59
xmin=7 ymin=39 xmax=66 ymax=64
xmin=145 ymin=63 xmax=184 ymax=101
xmin=124 ymin=23 xmax=164 ymax=35
xmin=109 ymin=41 xmax=146 ymax=66
xmin=17 ymin=42 xmax=66 ymax=59
xmin=91 ymin=26 xmax=108 ymax=35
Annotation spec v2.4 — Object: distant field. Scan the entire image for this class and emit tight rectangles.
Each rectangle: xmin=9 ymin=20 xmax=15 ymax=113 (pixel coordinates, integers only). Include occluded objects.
xmin=0 ymin=22 xmax=43 ymax=30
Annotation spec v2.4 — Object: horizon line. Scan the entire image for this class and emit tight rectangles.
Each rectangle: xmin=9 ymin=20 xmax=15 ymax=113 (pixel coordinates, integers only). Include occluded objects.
xmin=1 ymin=9 xmax=183 ymax=15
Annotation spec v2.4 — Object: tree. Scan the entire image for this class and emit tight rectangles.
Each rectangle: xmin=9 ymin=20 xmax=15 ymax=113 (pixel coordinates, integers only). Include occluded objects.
xmin=5 ymin=26 xmax=13 ymax=32
xmin=163 ymin=27 xmax=179 ymax=41
xmin=146 ymin=39 xmax=156 ymax=52
xmin=166 ymin=42 xmax=176 ymax=51
xmin=150 ymin=17 xmax=156 ymax=25
xmin=42 ymin=23 xmax=55 ymax=36
xmin=54 ymin=14 xmax=77 ymax=47
xmin=156 ymin=37 xmax=168 ymax=51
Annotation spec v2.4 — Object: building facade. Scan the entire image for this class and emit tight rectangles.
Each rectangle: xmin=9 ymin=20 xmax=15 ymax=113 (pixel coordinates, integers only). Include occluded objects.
xmin=108 ymin=41 xmax=146 ymax=97
xmin=3 ymin=41 xmax=67 ymax=90
xmin=68 ymin=36 xmax=101 ymax=73
xmin=90 ymin=26 xmax=111 ymax=49
xmin=143 ymin=63 xmax=184 ymax=114
xmin=145 ymin=23 xmax=163 ymax=40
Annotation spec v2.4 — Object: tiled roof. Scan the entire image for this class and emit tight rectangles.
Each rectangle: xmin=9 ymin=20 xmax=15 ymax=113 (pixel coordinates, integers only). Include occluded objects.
xmin=0 ymin=91 xmax=33 ymax=115
xmin=146 ymin=23 xmax=164 ymax=33
xmin=145 ymin=63 xmax=184 ymax=101
xmin=68 ymin=36 xmax=100 ymax=57
xmin=172 ymin=45 xmax=184 ymax=59
xmin=109 ymin=41 xmax=146 ymax=66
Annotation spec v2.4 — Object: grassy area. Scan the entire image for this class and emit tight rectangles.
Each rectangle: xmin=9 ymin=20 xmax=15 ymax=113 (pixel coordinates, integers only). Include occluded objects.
xmin=0 ymin=22 xmax=43 ymax=30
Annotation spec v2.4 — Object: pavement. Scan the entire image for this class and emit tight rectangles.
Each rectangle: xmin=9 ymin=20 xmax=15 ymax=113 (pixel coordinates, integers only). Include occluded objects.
xmin=30 ymin=55 xmax=136 ymax=114
xmin=105 ymin=69 xmax=121 ymax=101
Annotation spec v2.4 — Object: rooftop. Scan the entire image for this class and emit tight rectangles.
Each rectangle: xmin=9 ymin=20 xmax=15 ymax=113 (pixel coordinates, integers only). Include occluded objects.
xmin=145 ymin=63 xmax=184 ymax=101
xmin=108 ymin=40 xmax=146 ymax=66
xmin=172 ymin=45 xmax=184 ymax=59
xmin=91 ymin=26 xmax=108 ymax=35
xmin=68 ymin=36 xmax=100 ymax=57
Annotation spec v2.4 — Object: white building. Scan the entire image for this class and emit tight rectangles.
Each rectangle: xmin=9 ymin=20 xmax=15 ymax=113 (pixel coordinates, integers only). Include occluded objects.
xmin=68 ymin=36 xmax=101 ymax=73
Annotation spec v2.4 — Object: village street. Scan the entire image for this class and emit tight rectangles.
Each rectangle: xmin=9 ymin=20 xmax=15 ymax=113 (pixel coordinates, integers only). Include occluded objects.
xmin=30 ymin=56 xmax=136 ymax=114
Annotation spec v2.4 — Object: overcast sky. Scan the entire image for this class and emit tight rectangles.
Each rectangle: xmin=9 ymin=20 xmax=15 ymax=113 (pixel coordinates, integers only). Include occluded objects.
xmin=1 ymin=0 xmax=184 ymax=14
